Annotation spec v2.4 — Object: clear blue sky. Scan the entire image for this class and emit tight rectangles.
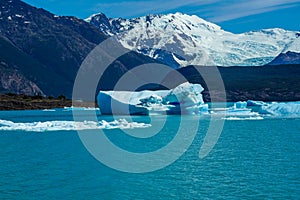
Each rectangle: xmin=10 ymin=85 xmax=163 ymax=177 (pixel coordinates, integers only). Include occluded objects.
xmin=23 ymin=0 xmax=300 ymax=33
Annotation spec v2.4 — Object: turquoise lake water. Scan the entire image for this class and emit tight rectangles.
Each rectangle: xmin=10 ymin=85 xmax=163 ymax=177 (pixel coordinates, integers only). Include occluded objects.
xmin=0 ymin=109 xmax=299 ymax=199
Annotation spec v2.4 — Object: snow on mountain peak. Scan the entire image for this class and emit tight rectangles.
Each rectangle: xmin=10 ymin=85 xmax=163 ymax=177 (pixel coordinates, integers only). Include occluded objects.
xmin=85 ymin=12 xmax=106 ymax=23
xmin=87 ymin=12 xmax=299 ymax=67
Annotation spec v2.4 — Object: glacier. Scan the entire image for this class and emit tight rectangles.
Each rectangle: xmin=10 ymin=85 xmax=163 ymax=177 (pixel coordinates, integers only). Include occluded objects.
xmin=87 ymin=12 xmax=300 ymax=67
xmin=97 ymin=82 xmax=205 ymax=115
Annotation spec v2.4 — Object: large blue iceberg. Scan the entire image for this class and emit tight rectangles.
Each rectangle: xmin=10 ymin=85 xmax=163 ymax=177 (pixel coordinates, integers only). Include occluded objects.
xmin=97 ymin=82 xmax=205 ymax=115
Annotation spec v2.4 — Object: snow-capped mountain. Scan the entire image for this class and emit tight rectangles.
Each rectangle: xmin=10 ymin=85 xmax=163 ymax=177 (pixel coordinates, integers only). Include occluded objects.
xmin=87 ymin=12 xmax=300 ymax=67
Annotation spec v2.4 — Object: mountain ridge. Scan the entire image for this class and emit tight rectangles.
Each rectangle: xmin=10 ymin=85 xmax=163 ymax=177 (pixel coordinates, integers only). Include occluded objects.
xmin=87 ymin=12 xmax=300 ymax=68
xmin=0 ymin=1 xmax=299 ymax=102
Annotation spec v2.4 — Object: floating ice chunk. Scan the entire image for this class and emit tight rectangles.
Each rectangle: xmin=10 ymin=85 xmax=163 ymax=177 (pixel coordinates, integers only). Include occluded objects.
xmin=223 ymin=116 xmax=264 ymax=121
xmin=83 ymin=107 xmax=100 ymax=111
xmin=220 ymin=101 xmax=261 ymax=117
xmin=163 ymin=82 xmax=204 ymax=107
xmin=199 ymin=104 xmax=209 ymax=114
xmin=64 ymin=106 xmax=81 ymax=111
xmin=228 ymin=101 xmax=251 ymax=113
xmin=233 ymin=101 xmax=247 ymax=109
xmin=43 ymin=109 xmax=56 ymax=112
xmin=0 ymin=119 xmax=151 ymax=132
xmin=221 ymin=101 xmax=300 ymax=118
xmin=258 ymin=102 xmax=300 ymax=116
xmin=226 ymin=109 xmax=260 ymax=117
xmin=163 ymin=82 xmax=204 ymax=114
xmin=63 ymin=106 xmax=99 ymax=111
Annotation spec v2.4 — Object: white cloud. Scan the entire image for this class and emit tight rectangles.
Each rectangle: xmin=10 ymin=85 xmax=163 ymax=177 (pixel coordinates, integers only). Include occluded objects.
xmin=207 ymin=0 xmax=300 ymax=22
xmin=92 ymin=0 xmax=300 ymax=23
xmin=94 ymin=0 xmax=217 ymax=18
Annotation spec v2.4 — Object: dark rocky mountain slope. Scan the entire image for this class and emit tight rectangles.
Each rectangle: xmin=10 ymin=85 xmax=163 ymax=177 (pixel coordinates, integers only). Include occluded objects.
xmin=0 ymin=0 xmax=159 ymax=97
xmin=268 ymin=51 xmax=300 ymax=65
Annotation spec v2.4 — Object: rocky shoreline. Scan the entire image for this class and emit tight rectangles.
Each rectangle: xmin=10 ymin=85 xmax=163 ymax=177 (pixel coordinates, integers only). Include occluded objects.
xmin=0 ymin=94 xmax=98 ymax=110
xmin=0 ymin=94 xmax=72 ymax=110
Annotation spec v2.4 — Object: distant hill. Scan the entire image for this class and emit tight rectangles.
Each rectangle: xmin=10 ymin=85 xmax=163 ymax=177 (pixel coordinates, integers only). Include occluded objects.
xmin=172 ymin=65 xmax=300 ymax=102
xmin=268 ymin=51 xmax=300 ymax=65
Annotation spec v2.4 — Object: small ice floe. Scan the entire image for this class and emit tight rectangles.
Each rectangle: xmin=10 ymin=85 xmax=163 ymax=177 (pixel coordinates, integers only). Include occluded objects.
xmin=0 ymin=119 xmax=151 ymax=132
xmin=42 ymin=109 xmax=56 ymax=112
xmin=63 ymin=106 xmax=100 ymax=111
xmin=222 ymin=116 xmax=264 ymax=121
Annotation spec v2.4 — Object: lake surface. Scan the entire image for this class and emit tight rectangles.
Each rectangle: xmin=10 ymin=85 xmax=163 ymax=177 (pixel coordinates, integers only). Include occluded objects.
xmin=0 ymin=109 xmax=299 ymax=199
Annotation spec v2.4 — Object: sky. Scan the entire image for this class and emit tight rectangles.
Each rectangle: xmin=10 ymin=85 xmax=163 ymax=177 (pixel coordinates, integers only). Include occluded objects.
xmin=23 ymin=0 xmax=300 ymax=33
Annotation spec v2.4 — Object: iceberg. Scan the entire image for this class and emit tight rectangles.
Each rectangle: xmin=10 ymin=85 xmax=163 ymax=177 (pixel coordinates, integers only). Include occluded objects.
xmin=244 ymin=100 xmax=300 ymax=117
xmin=233 ymin=101 xmax=247 ymax=109
xmin=97 ymin=82 xmax=205 ymax=115
xmin=217 ymin=101 xmax=261 ymax=118
xmin=214 ymin=100 xmax=300 ymax=119
xmin=258 ymin=102 xmax=300 ymax=116
xmin=97 ymin=90 xmax=169 ymax=115
xmin=0 ymin=119 xmax=151 ymax=132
